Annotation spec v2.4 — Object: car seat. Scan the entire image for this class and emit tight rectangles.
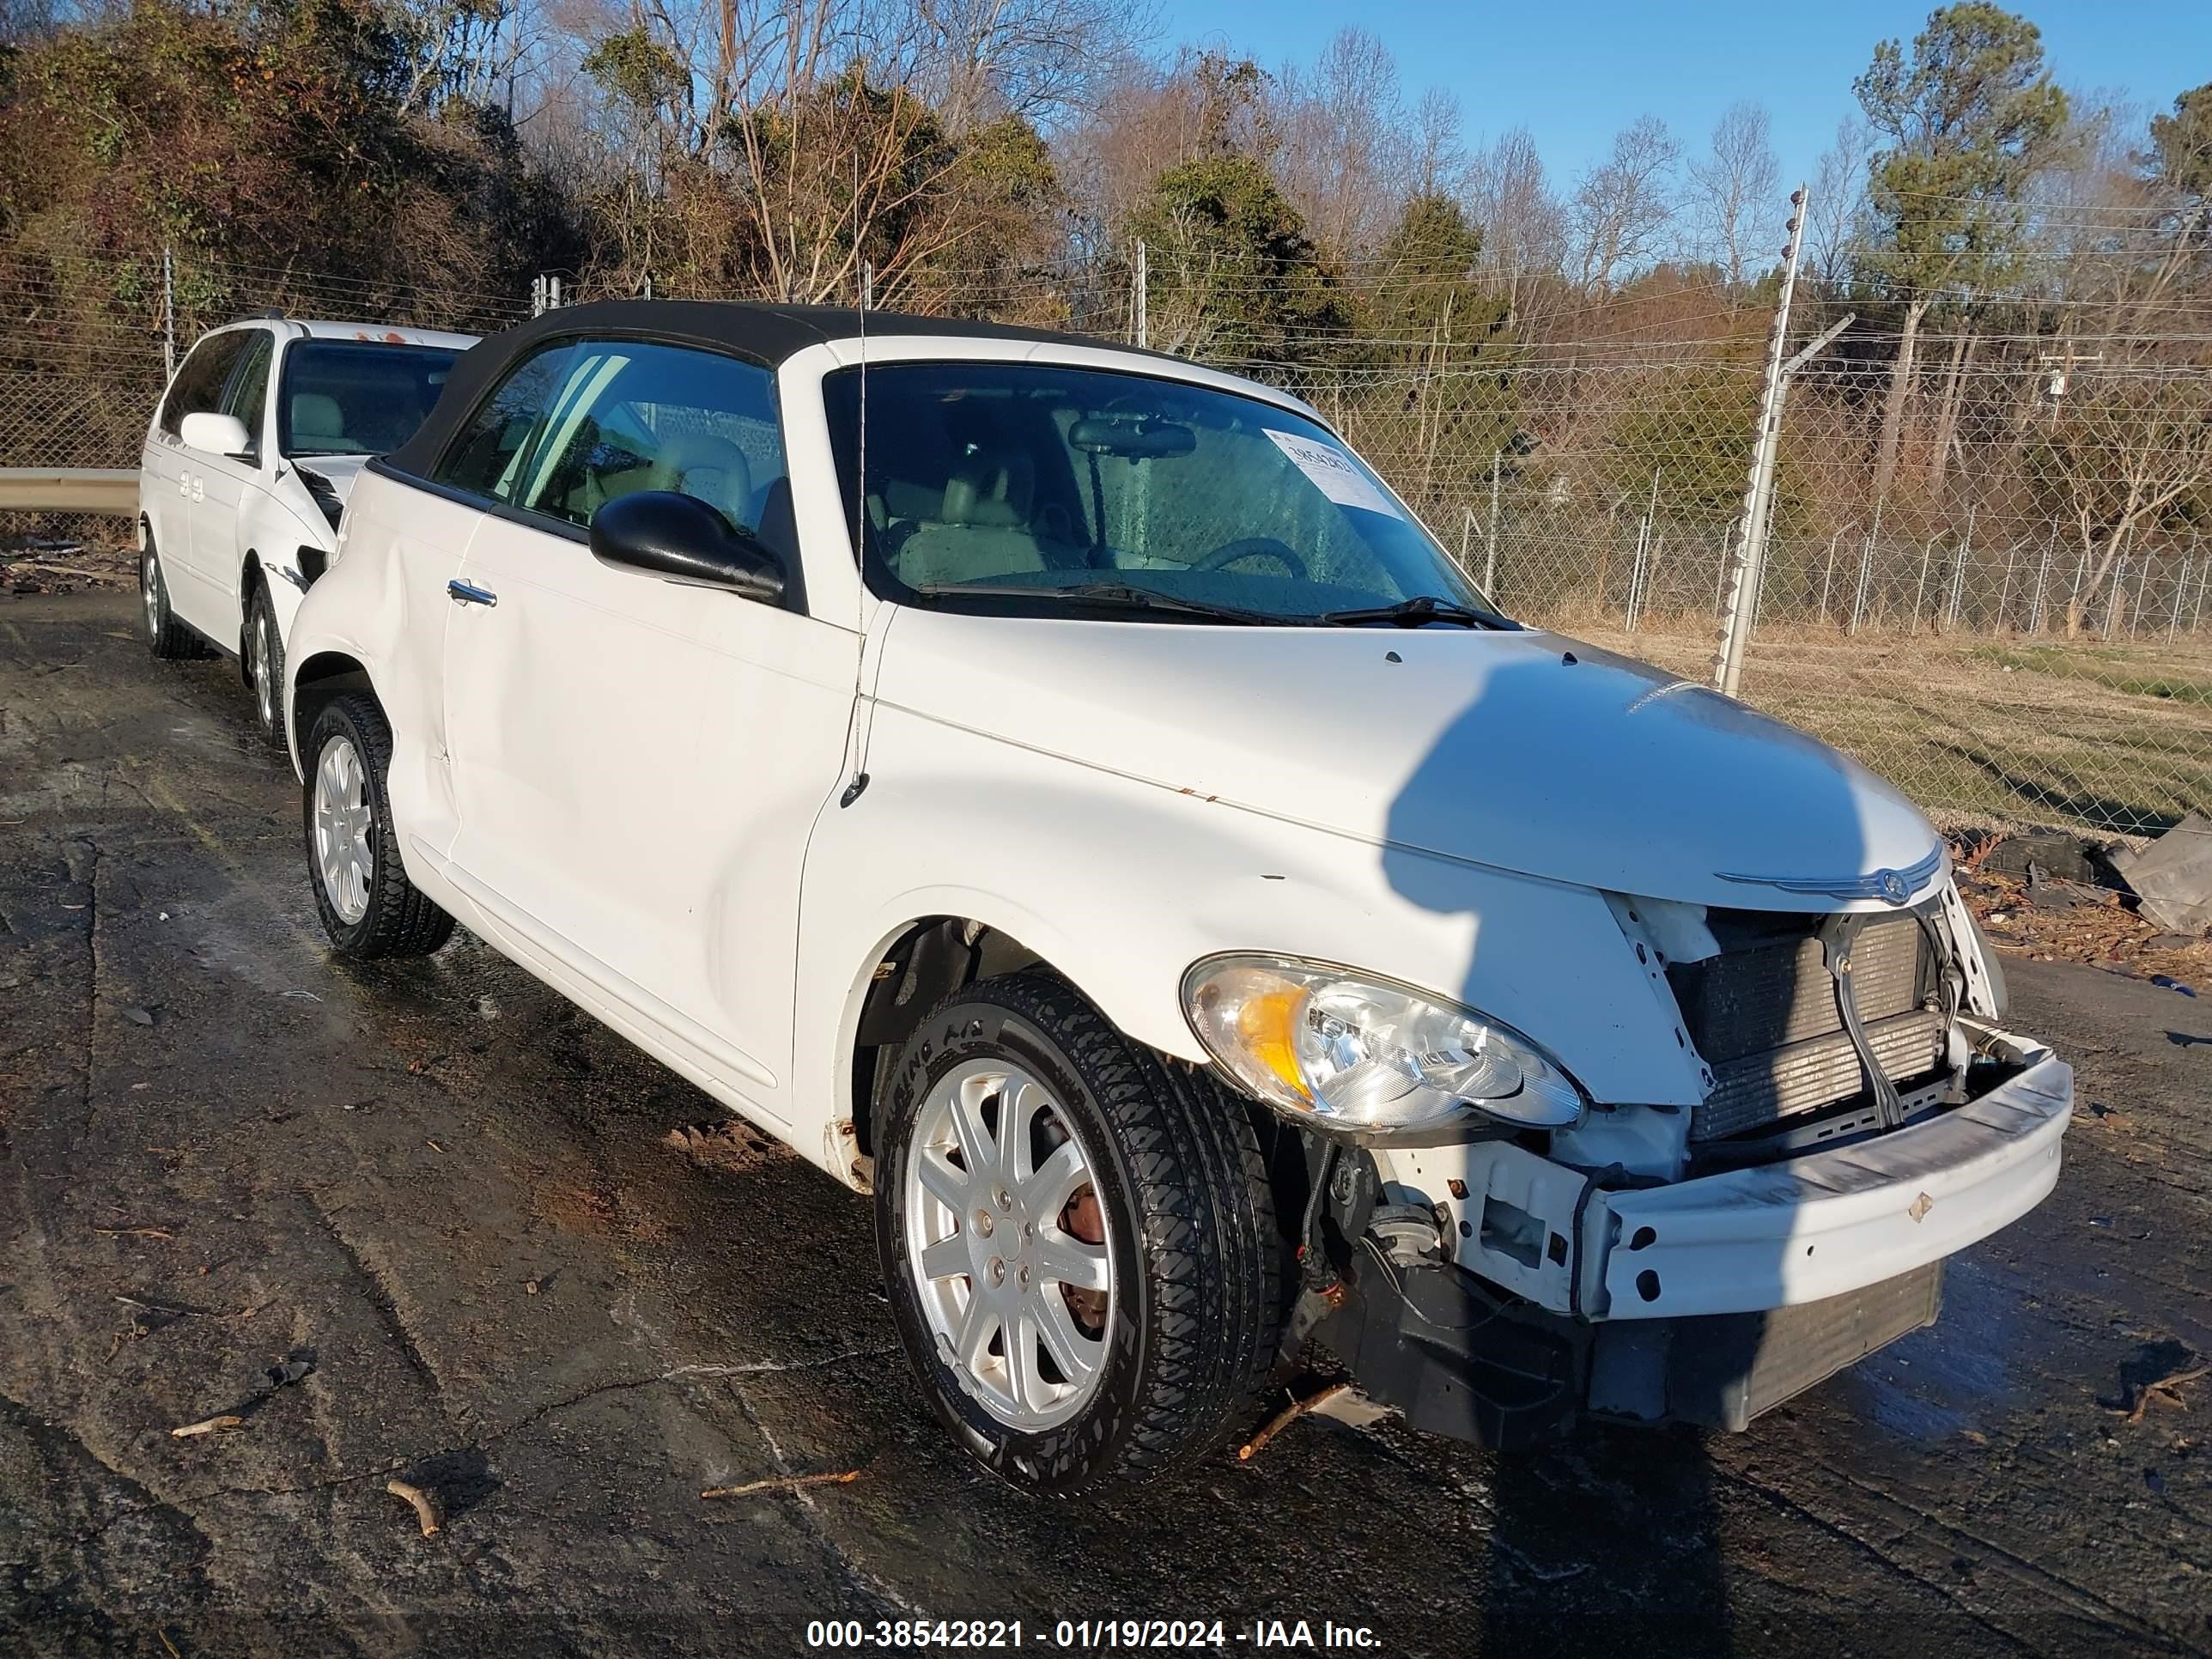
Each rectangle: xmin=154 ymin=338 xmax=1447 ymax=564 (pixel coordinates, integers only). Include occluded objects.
xmin=893 ymin=447 xmax=1047 ymax=588
xmin=290 ymin=392 xmax=360 ymax=453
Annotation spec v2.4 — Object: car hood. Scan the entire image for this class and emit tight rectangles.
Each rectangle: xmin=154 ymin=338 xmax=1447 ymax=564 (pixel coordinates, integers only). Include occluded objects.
xmin=874 ymin=610 xmax=1943 ymax=912
xmin=291 ymin=454 xmax=370 ymax=501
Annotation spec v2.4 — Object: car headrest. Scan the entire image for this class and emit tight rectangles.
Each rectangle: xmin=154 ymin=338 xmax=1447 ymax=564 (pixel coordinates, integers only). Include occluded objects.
xmin=942 ymin=447 xmax=1034 ymax=528
xmin=659 ymin=431 xmax=752 ymax=522
xmin=291 ymin=393 xmax=344 ymax=441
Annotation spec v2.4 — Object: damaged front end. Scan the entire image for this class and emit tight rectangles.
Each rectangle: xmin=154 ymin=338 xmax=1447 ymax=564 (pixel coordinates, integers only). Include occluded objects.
xmin=1294 ymin=877 xmax=2072 ymax=1446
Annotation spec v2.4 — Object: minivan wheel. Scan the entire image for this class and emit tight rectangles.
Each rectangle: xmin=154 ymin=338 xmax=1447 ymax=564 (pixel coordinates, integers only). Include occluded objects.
xmin=876 ymin=973 xmax=1285 ymax=1494
xmin=302 ymin=694 xmax=455 ymax=958
xmin=246 ymin=581 xmax=286 ymax=746
xmin=141 ymin=534 xmax=204 ymax=661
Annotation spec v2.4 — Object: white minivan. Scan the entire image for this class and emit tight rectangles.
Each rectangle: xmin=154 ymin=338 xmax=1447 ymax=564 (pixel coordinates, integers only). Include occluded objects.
xmin=137 ymin=317 xmax=476 ymax=741
xmin=283 ymin=301 xmax=2073 ymax=1494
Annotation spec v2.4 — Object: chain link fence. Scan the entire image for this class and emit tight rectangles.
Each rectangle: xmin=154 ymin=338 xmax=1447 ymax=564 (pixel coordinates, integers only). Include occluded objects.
xmin=3 ymin=241 xmax=2208 ymax=842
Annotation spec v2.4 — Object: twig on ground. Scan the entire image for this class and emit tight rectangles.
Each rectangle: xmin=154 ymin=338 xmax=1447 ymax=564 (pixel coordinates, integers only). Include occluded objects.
xmin=169 ymin=1414 xmax=243 ymax=1438
xmin=1239 ymin=1382 xmax=1350 ymax=1462
xmin=2126 ymin=1362 xmax=2209 ymax=1424
xmin=93 ymin=1226 xmax=173 ymax=1239
xmin=386 ymin=1479 xmax=441 ymax=1537
xmin=700 ymin=1469 xmax=861 ymax=1501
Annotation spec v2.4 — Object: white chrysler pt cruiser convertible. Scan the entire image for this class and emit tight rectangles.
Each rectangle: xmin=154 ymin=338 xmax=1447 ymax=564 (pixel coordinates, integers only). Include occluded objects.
xmin=283 ymin=300 xmax=2072 ymax=1494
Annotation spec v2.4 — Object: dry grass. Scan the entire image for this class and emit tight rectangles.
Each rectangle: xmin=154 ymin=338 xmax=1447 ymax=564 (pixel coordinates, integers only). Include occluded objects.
xmin=1561 ymin=620 xmax=2212 ymax=837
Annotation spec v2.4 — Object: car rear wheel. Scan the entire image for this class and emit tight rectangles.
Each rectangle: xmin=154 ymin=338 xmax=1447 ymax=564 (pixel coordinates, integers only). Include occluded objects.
xmin=246 ymin=580 xmax=286 ymax=747
xmin=303 ymin=694 xmax=455 ymax=958
xmin=141 ymin=532 xmax=206 ymax=661
xmin=875 ymin=972 xmax=1285 ymax=1494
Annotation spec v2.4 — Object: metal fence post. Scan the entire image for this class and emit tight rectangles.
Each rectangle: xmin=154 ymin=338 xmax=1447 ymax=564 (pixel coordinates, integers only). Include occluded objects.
xmin=1948 ymin=505 xmax=1973 ymax=629
xmin=1912 ymin=540 xmax=1933 ymax=632
xmin=2171 ymin=556 xmax=2191 ymax=642
xmin=2027 ymin=537 xmax=2051 ymax=635
xmin=1817 ymin=532 xmax=1838 ymax=625
xmin=1482 ymin=450 xmax=1500 ymax=598
xmin=2195 ymin=557 xmax=2211 ymax=635
xmin=1996 ymin=544 xmax=2017 ymax=633
xmin=1850 ymin=526 xmax=1875 ymax=635
xmin=161 ymin=246 xmax=176 ymax=381
xmin=1714 ymin=183 xmax=1810 ymax=696
xmin=2133 ymin=553 xmax=2152 ymax=636
xmin=2104 ymin=556 xmax=2124 ymax=641
xmin=1133 ymin=239 xmax=1148 ymax=349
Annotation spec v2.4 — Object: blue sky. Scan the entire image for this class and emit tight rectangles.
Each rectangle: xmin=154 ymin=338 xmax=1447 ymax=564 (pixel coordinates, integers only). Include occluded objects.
xmin=1164 ymin=1 xmax=2210 ymax=191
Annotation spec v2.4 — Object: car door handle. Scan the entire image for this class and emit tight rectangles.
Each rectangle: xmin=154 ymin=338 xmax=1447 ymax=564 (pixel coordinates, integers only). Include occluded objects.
xmin=447 ymin=580 xmax=497 ymax=609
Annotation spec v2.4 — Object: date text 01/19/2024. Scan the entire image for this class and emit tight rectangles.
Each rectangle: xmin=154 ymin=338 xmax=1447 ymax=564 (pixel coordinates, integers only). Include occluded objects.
xmin=803 ymin=1619 xmax=1385 ymax=1650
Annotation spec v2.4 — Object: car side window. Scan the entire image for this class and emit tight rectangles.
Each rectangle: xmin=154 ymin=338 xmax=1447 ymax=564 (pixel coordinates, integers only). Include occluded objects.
xmin=434 ymin=339 xmax=577 ymax=500
xmin=217 ymin=332 xmax=274 ymax=456
xmin=157 ymin=331 xmax=252 ymax=440
xmin=499 ymin=341 xmax=789 ymax=541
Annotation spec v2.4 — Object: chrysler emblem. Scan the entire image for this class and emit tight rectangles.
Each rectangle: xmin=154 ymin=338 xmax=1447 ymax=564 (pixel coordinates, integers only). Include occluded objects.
xmin=1714 ymin=844 xmax=1944 ymax=906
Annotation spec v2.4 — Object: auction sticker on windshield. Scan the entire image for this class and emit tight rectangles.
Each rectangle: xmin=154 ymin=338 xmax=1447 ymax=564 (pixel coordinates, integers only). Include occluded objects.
xmin=1263 ymin=429 xmax=1404 ymax=518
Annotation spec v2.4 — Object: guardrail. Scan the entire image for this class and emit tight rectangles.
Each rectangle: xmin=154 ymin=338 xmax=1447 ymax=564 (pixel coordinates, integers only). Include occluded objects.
xmin=0 ymin=468 xmax=136 ymax=514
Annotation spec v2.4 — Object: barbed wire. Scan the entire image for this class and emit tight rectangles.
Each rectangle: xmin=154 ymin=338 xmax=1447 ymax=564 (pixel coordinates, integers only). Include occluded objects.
xmin=2 ymin=237 xmax=2207 ymax=840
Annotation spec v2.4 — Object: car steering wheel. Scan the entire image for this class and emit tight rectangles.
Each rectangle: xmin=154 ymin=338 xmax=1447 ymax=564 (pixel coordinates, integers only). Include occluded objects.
xmin=1194 ymin=537 xmax=1308 ymax=580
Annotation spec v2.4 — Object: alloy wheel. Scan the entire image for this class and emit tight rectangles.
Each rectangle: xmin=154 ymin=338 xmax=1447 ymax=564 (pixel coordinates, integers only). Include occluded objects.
xmin=903 ymin=1060 xmax=1114 ymax=1431
xmin=252 ymin=610 xmax=275 ymax=727
xmin=312 ymin=734 xmax=373 ymax=924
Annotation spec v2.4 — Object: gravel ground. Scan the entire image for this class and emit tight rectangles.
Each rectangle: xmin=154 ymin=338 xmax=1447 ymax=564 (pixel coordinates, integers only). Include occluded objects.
xmin=3 ymin=590 xmax=2209 ymax=1658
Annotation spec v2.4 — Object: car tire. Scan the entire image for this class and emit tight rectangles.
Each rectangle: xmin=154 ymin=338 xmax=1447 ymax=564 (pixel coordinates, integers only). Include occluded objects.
xmin=246 ymin=579 xmax=287 ymax=747
xmin=302 ymin=693 xmax=456 ymax=959
xmin=141 ymin=531 xmax=206 ymax=661
xmin=876 ymin=971 xmax=1285 ymax=1494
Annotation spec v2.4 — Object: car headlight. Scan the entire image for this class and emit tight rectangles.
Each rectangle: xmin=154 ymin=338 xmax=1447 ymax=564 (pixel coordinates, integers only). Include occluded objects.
xmin=1182 ymin=955 xmax=1583 ymax=1136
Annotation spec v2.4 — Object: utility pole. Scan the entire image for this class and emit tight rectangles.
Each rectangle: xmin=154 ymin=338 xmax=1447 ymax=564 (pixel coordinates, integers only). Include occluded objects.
xmin=1715 ymin=185 xmax=1840 ymax=697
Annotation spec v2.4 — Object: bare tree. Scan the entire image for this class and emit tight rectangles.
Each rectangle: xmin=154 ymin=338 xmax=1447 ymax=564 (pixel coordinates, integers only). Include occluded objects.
xmin=1467 ymin=126 xmax=1563 ymax=312
xmin=1059 ymin=48 xmax=1273 ymax=263
xmin=1686 ymin=100 xmax=1780 ymax=286
xmin=1808 ymin=114 xmax=1873 ymax=283
xmin=909 ymin=0 xmax=1154 ymax=137
xmin=2045 ymin=356 xmax=2212 ymax=635
xmin=1408 ymin=87 xmax=1467 ymax=200
xmin=1269 ymin=27 xmax=1407 ymax=257
xmin=1570 ymin=114 xmax=1679 ymax=290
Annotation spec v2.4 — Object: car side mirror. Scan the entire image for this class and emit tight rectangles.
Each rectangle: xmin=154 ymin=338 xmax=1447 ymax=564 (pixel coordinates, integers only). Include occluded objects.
xmin=589 ymin=489 xmax=787 ymax=605
xmin=179 ymin=410 xmax=254 ymax=460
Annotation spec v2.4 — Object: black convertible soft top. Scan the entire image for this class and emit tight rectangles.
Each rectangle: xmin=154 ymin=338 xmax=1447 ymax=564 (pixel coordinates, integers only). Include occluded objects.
xmin=383 ymin=299 xmax=1161 ymax=479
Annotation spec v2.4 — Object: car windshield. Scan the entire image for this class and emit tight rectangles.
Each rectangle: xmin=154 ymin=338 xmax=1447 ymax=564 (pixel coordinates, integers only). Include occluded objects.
xmin=823 ymin=362 xmax=1503 ymax=625
xmin=279 ymin=340 xmax=459 ymax=458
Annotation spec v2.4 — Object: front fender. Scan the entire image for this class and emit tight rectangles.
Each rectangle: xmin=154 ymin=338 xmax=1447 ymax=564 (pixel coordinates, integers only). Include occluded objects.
xmin=791 ymin=703 xmax=1706 ymax=1169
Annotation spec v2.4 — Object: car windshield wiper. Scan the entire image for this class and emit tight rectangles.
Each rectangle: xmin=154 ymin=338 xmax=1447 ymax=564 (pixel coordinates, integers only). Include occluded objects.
xmin=913 ymin=581 xmax=1279 ymax=625
xmin=1313 ymin=594 xmax=1512 ymax=629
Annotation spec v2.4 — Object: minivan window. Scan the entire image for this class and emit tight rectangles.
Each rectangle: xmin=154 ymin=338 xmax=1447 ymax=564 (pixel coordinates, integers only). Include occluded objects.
xmin=158 ymin=331 xmax=252 ymax=439
xmin=822 ymin=362 xmax=1492 ymax=623
xmin=218 ymin=332 xmax=275 ymax=458
xmin=279 ymin=340 xmax=459 ymax=459
xmin=447 ymin=339 xmax=791 ymax=544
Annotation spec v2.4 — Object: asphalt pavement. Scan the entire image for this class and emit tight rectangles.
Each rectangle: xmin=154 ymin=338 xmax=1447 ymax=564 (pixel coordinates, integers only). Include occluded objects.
xmin=2 ymin=590 xmax=2208 ymax=1657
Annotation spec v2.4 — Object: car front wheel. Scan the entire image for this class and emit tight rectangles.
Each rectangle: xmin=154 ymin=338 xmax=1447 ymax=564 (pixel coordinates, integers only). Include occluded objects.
xmin=246 ymin=580 xmax=286 ymax=747
xmin=876 ymin=973 xmax=1285 ymax=1494
xmin=141 ymin=532 xmax=204 ymax=661
xmin=302 ymin=694 xmax=456 ymax=958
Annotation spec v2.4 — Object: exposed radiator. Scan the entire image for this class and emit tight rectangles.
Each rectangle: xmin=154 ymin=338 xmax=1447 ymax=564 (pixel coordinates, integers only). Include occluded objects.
xmin=1670 ymin=912 xmax=1938 ymax=1144
xmin=1668 ymin=1261 xmax=1944 ymax=1431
